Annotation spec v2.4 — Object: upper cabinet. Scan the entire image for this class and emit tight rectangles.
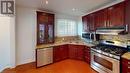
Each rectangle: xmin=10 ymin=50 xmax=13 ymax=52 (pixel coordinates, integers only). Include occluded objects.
xmin=95 ymin=9 xmax=108 ymax=28
xmin=107 ymin=2 xmax=125 ymax=27
xmin=87 ymin=14 xmax=95 ymax=31
xmin=37 ymin=11 xmax=55 ymax=45
xmin=82 ymin=2 xmax=126 ymax=32
xmin=125 ymin=0 xmax=130 ymax=33
xmin=82 ymin=16 xmax=89 ymax=32
xmin=82 ymin=14 xmax=95 ymax=32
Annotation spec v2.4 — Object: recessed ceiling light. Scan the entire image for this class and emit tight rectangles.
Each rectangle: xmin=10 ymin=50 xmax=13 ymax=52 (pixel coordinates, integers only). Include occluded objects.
xmin=72 ymin=8 xmax=75 ymax=11
xmin=45 ymin=0 xmax=49 ymax=4
xmin=72 ymin=8 xmax=77 ymax=11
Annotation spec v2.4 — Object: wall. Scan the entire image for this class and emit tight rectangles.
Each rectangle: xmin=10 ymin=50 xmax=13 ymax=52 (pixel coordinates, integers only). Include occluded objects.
xmin=100 ymin=34 xmax=130 ymax=45
xmin=0 ymin=15 xmax=15 ymax=72
xmin=16 ymin=6 xmax=79 ymax=65
xmin=77 ymin=17 xmax=83 ymax=36
xmin=16 ymin=7 xmax=36 ymax=65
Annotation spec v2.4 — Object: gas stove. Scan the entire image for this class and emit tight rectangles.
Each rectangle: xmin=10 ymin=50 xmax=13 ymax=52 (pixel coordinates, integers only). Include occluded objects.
xmin=91 ymin=40 xmax=128 ymax=60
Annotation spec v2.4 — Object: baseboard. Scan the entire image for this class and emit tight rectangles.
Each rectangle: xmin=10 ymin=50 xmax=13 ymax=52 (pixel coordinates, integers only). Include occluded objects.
xmin=16 ymin=61 xmax=36 ymax=67
xmin=0 ymin=66 xmax=10 ymax=73
xmin=16 ymin=59 xmax=35 ymax=66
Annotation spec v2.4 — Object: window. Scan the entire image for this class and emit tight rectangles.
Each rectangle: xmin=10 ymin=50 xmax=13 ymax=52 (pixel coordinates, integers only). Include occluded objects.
xmin=56 ymin=19 xmax=77 ymax=36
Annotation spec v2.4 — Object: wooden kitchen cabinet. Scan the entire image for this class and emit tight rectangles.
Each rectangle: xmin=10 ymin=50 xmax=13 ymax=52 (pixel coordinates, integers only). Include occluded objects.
xmin=53 ymin=46 xmax=61 ymax=62
xmin=84 ymin=46 xmax=91 ymax=64
xmin=87 ymin=14 xmax=95 ymax=31
xmin=76 ymin=45 xmax=85 ymax=60
xmin=53 ymin=45 xmax=68 ymax=62
xmin=37 ymin=11 xmax=54 ymax=45
xmin=82 ymin=2 xmax=125 ymax=31
xmin=60 ymin=45 xmax=69 ymax=60
xmin=82 ymin=16 xmax=89 ymax=32
xmin=68 ymin=44 xmax=84 ymax=60
xmin=125 ymin=0 xmax=130 ymax=33
xmin=107 ymin=2 xmax=125 ymax=27
xmin=121 ymin=58 xmax=130 ymax=73
xmin=95 ymin=9 xmax=108 ymax=28
xmin=82 ymin=14 xmax=95 ymax=32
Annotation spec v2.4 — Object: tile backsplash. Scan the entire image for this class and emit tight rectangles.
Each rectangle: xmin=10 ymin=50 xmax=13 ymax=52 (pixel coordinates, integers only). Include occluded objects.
xmin=100 ymin=34 xmax=130 ymax=45
xmin=55 ymin=36 xmax=80 ymax=42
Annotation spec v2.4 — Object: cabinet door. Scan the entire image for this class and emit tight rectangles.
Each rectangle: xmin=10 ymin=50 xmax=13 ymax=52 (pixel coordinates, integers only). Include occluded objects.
xmin=95 ymin=9 xmax=108 ymax=28
xmin=68 ymin=44 xmax=77 ymax=59
xmin=82 ymin=16 xmax=89 ymax=32
xmin=48 ymin=14 xmax=55 ymax=23
xmin=107 ymin=2 xmax=125 ymax=27
xmin=60 ymin=45 xmax=69 ymax=60
xmin=84 ymin=46 xmax=90 ymax=64
xmin=125 ymin=0 xmax=130 ymax=33
xmin=37 ymin=24 xmax=46 ymax=44
xmin=87 ymin=14 xmax=95 ymax=31
xmin=68 ymin=44 xmax=84 ymax=60
xmin=37 ymin=12 xmax=48 ymax=23
xmin=47 ymin=24 xmax=54 ymax=43
xmin=122 ymin=58 xmax=130 ymax=73
xmin=76 ymin=45 xmax=84 ymax=60
xmin=53 ymin=46 xmax=61 ymax=62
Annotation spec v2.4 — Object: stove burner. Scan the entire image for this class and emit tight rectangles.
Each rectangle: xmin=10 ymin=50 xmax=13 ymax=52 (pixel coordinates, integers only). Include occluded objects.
xmin=92 ymin=45 xmax=127 ymax=56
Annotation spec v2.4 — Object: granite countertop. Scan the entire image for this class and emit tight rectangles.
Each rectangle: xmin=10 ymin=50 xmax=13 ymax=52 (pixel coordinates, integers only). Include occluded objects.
xmin=36 ymin=40 xmax=95 ymax=49
xmin=122 ymin=52 xmax=130 ymax=60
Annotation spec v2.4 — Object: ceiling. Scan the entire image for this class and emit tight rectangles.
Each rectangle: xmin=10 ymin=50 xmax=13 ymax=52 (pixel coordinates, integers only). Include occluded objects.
xmin=16 ymin=0 xmax=123 ymax=16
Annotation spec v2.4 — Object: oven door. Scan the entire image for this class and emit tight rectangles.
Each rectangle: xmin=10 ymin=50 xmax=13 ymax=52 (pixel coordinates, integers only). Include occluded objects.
xmin=91 ymin=50 xmax=120 ymax=73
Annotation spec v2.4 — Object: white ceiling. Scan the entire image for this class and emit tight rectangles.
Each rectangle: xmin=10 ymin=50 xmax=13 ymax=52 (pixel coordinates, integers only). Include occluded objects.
xmin=16 ymin=0 xmax=123 ymax=16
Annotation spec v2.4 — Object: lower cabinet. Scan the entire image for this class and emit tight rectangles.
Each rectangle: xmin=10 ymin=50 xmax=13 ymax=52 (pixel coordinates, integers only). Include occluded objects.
xmin=84 ymin=46 xmax=91 ymax=64
xmin=121 ymin=58 xmax=130 ymax=73
xmin=53 ymin=44 xmax=68 ymax=62
xmin=51 ymin=44 xmax=91 ymax=64
xmin=36 ymin=44 xmax=91 ymax=67
xmin=68 ymin=44 xmax=84 ymax=60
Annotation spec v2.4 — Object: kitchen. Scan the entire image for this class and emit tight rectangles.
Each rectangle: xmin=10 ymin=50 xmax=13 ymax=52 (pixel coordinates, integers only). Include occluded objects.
xmin=1 ymin=0 xmax=130 ymax=73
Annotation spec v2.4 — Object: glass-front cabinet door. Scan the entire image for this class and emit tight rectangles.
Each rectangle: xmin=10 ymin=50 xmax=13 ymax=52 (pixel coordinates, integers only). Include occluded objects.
xmin=48 ymin=24 xmax=54 ymax=43
xmin=38 ymin=24 xmax=45 ymax=44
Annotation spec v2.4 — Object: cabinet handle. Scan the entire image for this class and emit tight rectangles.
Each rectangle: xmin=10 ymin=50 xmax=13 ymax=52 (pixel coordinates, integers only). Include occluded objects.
xmin=125 ymin=24 xmax=128 ymax=32
xmin=128 ymin=66 xmax=130 ymax=69
xmin=104 ymin=20 xmax=107 ymax=27
xmin=128 ymin=62 xmax=130 ymax=64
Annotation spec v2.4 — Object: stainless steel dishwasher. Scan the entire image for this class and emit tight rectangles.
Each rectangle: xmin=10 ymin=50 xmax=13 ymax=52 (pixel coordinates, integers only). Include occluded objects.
xmin=36 ymin=47 xmax=53 ymax=67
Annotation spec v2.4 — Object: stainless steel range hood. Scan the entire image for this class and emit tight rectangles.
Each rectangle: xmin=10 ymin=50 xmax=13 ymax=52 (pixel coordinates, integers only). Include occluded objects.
xmin=96 ymin=25 xmax=128 ymax=35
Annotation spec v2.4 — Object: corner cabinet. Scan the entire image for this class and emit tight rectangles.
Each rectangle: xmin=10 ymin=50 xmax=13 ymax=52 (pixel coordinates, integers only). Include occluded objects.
xmin=37 ymin=11 xmax=54 ymax=45
xmin=68 ymin=44 xmax=84 ymax=60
